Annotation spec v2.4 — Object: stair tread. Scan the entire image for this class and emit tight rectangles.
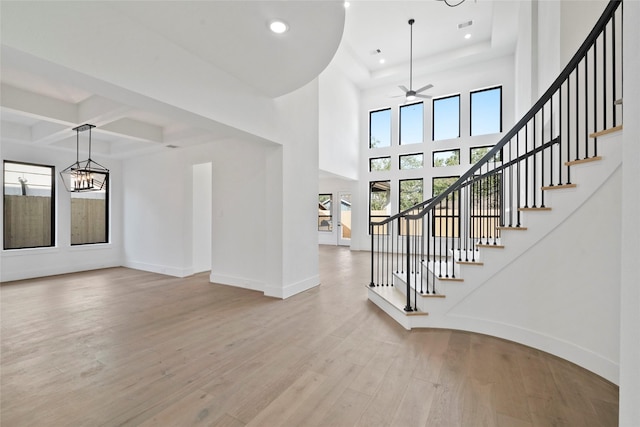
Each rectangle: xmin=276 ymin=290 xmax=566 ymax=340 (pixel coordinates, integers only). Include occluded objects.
xmin=589 ymin=124 xmax=622 ymax=138
xmin=566 ymin=156 xmax=602 ymax=166
xmin=542 ymin=183 xmax=577 ymax=191
xmin=368 ymin=285 xmax=429 ymax=316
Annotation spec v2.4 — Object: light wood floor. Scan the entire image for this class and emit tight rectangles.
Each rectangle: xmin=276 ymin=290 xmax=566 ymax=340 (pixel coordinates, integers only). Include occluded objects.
xmin=1 ymin=246 xmax=618 ymax=426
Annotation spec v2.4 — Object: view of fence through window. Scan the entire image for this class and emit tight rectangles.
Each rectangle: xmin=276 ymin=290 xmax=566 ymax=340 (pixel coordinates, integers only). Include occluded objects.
xmin=3 ymin=161 xmax=55 ymax=249
xmin=71 ymin=188 xmax=108 ymax=245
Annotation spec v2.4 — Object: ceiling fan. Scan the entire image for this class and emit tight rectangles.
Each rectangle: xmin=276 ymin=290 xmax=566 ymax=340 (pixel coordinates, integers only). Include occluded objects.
xmin=396 ymin=19 xmax=433 ymax=102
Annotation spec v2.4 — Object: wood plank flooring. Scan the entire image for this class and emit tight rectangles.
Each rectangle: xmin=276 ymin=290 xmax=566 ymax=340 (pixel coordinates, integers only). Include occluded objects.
xmin=1 ymin=246 xmax=618 ymax=426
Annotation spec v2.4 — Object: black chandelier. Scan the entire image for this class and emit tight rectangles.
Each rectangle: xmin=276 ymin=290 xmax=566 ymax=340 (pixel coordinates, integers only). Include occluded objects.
xmin=60 ymin=124 xmax=109 ymax=192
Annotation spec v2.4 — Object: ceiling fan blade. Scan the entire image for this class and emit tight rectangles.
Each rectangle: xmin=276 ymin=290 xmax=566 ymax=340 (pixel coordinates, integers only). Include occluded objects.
xmin=398 ymin=85 xmax=409 ymax=93
xmin=414 ymin=84 xmax=433 ymax=94
xmin=415 ymin=94 xmax=432 ymax=99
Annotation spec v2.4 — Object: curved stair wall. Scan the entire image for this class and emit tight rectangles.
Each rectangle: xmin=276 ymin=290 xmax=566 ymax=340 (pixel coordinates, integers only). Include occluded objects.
xmin=367 ymin=0 xmax=624 ymax=384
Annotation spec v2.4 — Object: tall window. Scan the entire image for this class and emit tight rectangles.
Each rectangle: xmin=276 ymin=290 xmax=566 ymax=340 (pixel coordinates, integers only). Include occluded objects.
xmin=370 ymin=108 xmax=391 ymax=148
xmin=71 ymin=182 xmax=109 ymax=245
xmin=318 ymin=194 xmax=332 ymax=231
xmin=433 ymin=94 xmax=460 ymax=141
xmin=399 ymin=102 xmax=423 ymax=145
xmin=399 ymin=179 xmax=423 ymax=211
xmin=399 ymin=153 xmax=424 ymax=170
xmin=3 ymin=161 xmax=55 ymax=249
xmin=369 ymin=181 xmax=391 ymax=227
xmin=471 ymin=86 xmax=502 ymax=136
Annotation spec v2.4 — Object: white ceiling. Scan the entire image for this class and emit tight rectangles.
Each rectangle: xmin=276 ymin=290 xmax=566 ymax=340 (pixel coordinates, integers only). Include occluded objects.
xmin=0 ymin=0 xmax=519 ymax=159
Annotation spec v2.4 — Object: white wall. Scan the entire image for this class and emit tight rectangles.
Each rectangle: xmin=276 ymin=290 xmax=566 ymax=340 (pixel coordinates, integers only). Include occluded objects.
xmin=192 ymin=162 xmax=212 ymax=274
xmin=448 ymin=164 xmax=622 ymax=382
xmin=1 ymin=142 xmax=123 ymax=282
xmin=620 ymin=0 xmax=640 ymax=424
xmin=319 ymin=61 xmax=360 ymax=181
xmin=351 ymin=54 xmax=515 ymax=250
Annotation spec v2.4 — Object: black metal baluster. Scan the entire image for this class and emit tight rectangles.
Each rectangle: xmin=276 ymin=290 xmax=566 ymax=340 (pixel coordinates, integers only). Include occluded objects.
xmin=541 ymin=105 xmax=546 ymax=208
xmin=404 ymin=217 xmax=412 ymax=312
xmin=576 ymin=68 xmax=580 ymax=161
xmin=612 ymin=13 xmax=617 ymax=126
xmin=585 ymin=52 xmax=589 ymax=159
xmin=594 ymin=35 xmax=598 ymax=157
xmin=532 ymin=115 xmax=537 ymax=208
xmin=516 ymin=132 xmax=521 ymax=226
xmin=567 ymin=76 xmax=572 ymax=184
xmin=603 ymin=22 xmax=608 ymax=130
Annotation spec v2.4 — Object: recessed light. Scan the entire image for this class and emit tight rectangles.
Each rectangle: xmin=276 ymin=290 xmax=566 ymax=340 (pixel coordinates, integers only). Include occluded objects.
xmin=344 ymin=1 xmax=350 ymax=8
xmin=269 ymin=20 xmax=288 ymax=34
xmin=464 ymin=33 xmax=471 ymax=39
xmin=379 ymin=58 xmax=386 ymax=64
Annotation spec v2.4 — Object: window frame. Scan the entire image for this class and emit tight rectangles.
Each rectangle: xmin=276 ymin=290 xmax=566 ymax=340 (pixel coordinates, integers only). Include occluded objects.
xmin=318 ymin=193 xmax=333 ymax=232
xmin=432 ymin=149 xmax=461 ymax=168
xmin=70 ymin=177 xmax=110 ymax=246
xmin=399 ymin=101 xmax=424 ymax=146
xmin=3 ymin=160 xmax=56 ymax=250
xmin=399 ymin=153 xmax=424 ymax=170
xmin=398 ymin=178 xmax=423 ymax=212
xmin=369 ymin=156 xmax=392 ymax=172
xmin=470 ymin=86 xmax=502 ymax=136
xmin=470 ymin=145 xmax=503 ymax=164
xmin=432 ymin=94 xmax=461 ymax=141
xmin=369 ymin=108 xmax=392 ymax=149
xmin=369 ymin=180 xmax=391 ymax=233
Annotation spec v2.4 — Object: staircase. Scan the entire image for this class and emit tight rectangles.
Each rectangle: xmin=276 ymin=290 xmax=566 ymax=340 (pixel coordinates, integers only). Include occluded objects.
xmin=367 ymin=0 xmax=624 ymax=348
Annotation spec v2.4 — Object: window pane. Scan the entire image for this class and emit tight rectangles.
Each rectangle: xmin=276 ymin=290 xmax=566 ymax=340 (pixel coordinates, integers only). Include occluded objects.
xmin=399 ymin=179 xmax=423 ymax=211
xmin=369 ymin=181 xmax=391 ymax=228
xmin=370 ymin=108 xmax=391 ymax=148
xmin=470 ymin=146 xmax=503 ymax=164
xmin=370 ymin=157 xmax=391 ymax=172
xmin=432 ymin=176 xmax=459 ymax=197
xmin=433 ymin=150 xmax=460 ymax=167
xmin=3 ymin=161 xmax=55 ymax=249
xmin=433 ymin=95 xmax=460 ymax=141
xmin=71 ymin=187 xmax=108 ymax=245
xmin=399 ymin=153 xmax=424 ymax=170
xmin=318 ymin=194 xmax=332 ymax=231
xmin=471 ymin=87 xmax=502 ymax=136
xmin=400 ymin=102 xmax=423 ymax=145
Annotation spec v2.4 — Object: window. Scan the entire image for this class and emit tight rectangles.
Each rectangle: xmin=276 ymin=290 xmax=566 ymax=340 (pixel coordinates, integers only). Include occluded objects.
xmin=3 ymin=161 xmax=55 ymax=249
xmin=318 ymin=194 xmax=332 ymax=231
xmin=370 ymin=157 xmax=391 ymax=172
xmin=369 ymin=181 xmax=391 ymax=230
xmin=433 ymin=149 xmax=460 ymax=167
xmin=432 ymin=176 xmax=460 ymax=238
xmin=71 ymin=182 xmax=109 ymax=245
xmin=433 ymin=94 xmax=460 ymax=141
xmin=471 ymin=86 xmax=502 ymax=136
xmin=399 ymin=179 xmax=423 ymax=211
xmin=399 ymin=153 xmax=424 ymax=170
xmin=370 ymin=108 xmax=391 ymax=148
xmin=399 ymin=102 xmax=423 ymax=145
xmin=470 ymin=146 xmax=502 ymax=164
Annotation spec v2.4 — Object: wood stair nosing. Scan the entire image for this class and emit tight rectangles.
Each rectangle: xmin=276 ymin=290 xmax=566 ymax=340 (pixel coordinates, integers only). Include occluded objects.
xmin=456 ymin=260 xmax=484 ymax=266
xmin=541 ymin=183 xmax=577 ymax=191
xmin=518 ymin=207 xmax=552 ymax=212
xmin=497 ymin=226 xmax=528 ymax=231
xmin=565 ymin=156 xmax=602 ymax=167
xmin=589 ymin=124 xmax=622 ymax=138
xmin=476 ymin=244 xmax=505 ymax=249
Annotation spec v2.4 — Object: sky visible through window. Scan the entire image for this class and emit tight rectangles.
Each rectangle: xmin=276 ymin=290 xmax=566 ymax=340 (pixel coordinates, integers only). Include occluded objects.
xmin=471 ymin=87 xmax=501 ymax=136
xmin=400 ymin=102 xmax=423 ymax=145
xmin=370 ymin=109 xmax=391 ymax=148
xmin=433 ymin=95 xmax=460 ymax=141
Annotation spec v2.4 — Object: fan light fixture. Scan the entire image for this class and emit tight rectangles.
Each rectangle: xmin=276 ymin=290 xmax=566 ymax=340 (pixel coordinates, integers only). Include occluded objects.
xmin=60 ymin=124 xmax=109 ymax=193
xmin=395 ymin=19 xmax=433 ymax=102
